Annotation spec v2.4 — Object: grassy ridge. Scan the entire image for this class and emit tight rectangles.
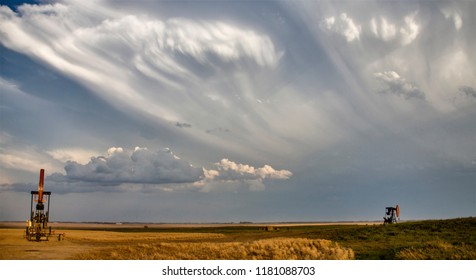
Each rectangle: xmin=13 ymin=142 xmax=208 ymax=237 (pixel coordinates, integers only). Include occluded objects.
xmin=299 ymin=218 xmax=476 ymax=259
xmin=73 ymin=217 xmax=475 ymax=260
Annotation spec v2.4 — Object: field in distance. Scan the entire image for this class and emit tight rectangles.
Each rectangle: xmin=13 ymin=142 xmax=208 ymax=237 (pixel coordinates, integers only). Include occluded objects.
xmin=1 ymin=217 xmax=474 ymax=260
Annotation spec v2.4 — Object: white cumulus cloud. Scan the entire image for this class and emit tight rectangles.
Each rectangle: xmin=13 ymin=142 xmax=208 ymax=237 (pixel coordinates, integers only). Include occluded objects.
xmin=370 ymin=12 xmax=420 ymax=45
xmin=196 ymin=158 xmax=292 ymax=192
xmin=322 ymin=11 xmax=419 ymax=46
xmin=45 ymin=147 xmax=292 ymax=192
xmin=321 ymin=13 xmax=361 ymax=42
xmin=374 ymin=71 xmax=425 ymax=100
xmin=442 ymin=9 xmax=463 ymax=30
xmin=213 ymin=158 xmax=292 ymax=180
xmin=399 ymin=12 xmax=420 ymax=46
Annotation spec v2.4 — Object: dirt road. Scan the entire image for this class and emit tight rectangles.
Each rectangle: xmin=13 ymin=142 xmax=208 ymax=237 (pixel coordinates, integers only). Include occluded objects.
xmin=0 ymin=229 xmax=93 ymax=259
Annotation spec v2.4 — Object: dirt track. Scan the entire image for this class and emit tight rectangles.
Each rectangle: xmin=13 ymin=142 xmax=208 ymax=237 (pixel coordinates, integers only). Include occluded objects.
xmin=0 ymin=229 xmax=92 ymax=259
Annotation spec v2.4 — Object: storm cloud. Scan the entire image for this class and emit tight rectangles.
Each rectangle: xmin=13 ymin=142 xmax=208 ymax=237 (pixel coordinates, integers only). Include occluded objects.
xmin=55 ymin=147 xmax=203 ymax=185
xmin=1 ymin=0 xmax=474 ymax=222
xmin=44 ymin=147 xmax=292 ymax=192
xmin=459 ymin=86 xmax=476 ymax=98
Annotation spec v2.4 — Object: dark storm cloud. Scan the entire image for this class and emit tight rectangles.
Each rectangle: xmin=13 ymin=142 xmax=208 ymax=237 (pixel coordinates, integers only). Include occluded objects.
xmin=459 ymin=86 xmax=476 ymax=98
xmin=175 ymin=122 xmax=192 ymax=128
xmin=52 ymin=147 xmax=203 ymax=185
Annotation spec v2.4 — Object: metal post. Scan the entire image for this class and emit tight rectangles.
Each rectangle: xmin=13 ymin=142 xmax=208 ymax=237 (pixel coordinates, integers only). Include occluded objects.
xmin=30 ymin=192 xmax=34 ymax=221
xmin=47 ymin=193 xmax=51 ymax=223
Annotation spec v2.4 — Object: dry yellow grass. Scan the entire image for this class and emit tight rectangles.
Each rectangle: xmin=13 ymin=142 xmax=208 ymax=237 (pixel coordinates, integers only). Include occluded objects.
xmin=395 ymin=240 xmax=476 ymax=260
xmin=76 ymin=238 xmax=354 ymax=260
xmin=63 ymin=230 xmax=225 ymax=242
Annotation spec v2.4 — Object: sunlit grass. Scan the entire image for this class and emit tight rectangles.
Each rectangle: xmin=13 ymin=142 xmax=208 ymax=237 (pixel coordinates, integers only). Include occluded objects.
xmin=75 ymin=238 xmax=354 ymax=260
xmin=63 ymin=230 xmax=225 ymax=242
xmin=395 ymin=240 xmax=476 ymax=260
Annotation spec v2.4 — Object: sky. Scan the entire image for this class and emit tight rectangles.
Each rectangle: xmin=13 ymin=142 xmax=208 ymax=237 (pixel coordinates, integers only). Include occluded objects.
xmin=0 ymin=0 xmax=475 ymax=223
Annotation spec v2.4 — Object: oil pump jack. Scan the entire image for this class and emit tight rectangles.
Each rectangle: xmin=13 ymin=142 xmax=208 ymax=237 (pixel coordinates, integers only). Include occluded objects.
xmin=383 ymin=204 xmax=400 ymax=225
xmin=26 ymin=169 xmax=53 ymax=241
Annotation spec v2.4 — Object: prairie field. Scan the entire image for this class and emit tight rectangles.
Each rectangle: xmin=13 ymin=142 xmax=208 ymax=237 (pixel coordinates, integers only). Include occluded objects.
xmin=0 ymin=217 xmax=474 ymax=260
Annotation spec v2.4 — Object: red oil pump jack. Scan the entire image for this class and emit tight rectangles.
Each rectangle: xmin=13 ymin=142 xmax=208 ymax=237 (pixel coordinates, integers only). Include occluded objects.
xmin=26 ymin=169 xmax=54 ymax=241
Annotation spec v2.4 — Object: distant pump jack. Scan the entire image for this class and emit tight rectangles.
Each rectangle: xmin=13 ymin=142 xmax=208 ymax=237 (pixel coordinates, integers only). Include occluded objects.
xmin=383 ymin=204 xmax=400 ymax=225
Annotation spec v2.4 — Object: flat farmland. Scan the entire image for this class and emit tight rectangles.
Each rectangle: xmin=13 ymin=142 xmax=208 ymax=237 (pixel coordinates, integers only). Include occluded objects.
xmin=1 ymin=217 xmax=474 ymax=260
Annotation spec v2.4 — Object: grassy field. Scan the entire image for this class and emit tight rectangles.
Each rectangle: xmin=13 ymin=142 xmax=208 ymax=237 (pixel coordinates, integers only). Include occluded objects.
xmin=75 ymin=238 xmax=354 ymax=260
xmin=1 ymin=217 xmax=474 ymax=260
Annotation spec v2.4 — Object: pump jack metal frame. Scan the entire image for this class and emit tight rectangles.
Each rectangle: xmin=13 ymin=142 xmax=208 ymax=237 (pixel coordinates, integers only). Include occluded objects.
xmin=25 ymin=169 xmax=57 ymax=241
